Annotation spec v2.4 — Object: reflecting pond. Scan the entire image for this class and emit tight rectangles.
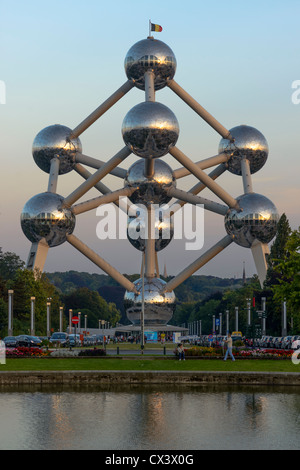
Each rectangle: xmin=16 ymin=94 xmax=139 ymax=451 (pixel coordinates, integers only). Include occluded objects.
xmin=0 ymin=384 xmax=299 ymax=450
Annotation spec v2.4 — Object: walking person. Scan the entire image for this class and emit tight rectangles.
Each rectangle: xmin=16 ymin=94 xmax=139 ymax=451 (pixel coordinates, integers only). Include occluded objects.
xmin=177 ymin=343 xmax=185 ymax=361
xmin=224 ymin=333 xmax=235 ymax=361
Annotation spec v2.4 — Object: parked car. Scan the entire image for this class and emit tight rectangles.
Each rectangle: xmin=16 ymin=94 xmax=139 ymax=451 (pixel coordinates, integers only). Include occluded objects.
xmin=274 ymin=337 xmax=283 ymax=349
xmin=15 ymin=335 xmax=42 ymax=348
xmin=50 ymin=332 xmax=69 ymax=348
xmin=68 ymin=334 xmax=81 ymax=347
xmin=3 ymin=336 xmax=17 ymax=348
xmin=282 ymin=336 xmax=293 ymax=349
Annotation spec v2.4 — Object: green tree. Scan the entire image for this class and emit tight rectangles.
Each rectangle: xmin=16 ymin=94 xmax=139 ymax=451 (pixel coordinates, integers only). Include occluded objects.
xmin=0 ymin=249 xmax=25 ymax=280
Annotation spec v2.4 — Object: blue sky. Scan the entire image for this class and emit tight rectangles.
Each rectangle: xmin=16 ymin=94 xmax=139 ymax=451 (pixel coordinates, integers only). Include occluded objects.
xmin=1 ymin=0 xmax=300 ymax=278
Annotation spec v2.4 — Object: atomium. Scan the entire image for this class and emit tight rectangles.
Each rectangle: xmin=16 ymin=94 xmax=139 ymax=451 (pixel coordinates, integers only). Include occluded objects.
xmin=124 ymin=37 xmax=177 ymax=90
xmin=21 ymin=192 xmax=76 ymax=247
xmin=22 ymin=31 xmax=279 ymax=331
xmin=122 ymin=101 xmax=179 ymax=158
xmin=218 ymin=125 xmax=268 ymax=175
xmin=224 ymin=193 xmax=279 ymax=248
xmin=124 ymin=277 xmax=176 ymax=325
xmin=125 ymin=159 xmax=176 ymax=205
xmin=32 ymin=124 xmax=82 ymax=175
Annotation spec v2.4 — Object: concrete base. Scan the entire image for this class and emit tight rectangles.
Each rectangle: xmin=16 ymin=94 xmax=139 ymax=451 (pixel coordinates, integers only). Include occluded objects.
xmin=0 ymin=371 xmax=299 ymax=386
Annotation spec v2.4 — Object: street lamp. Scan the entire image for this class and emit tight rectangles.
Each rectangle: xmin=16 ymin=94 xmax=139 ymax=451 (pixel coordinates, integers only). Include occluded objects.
xmin=59 ymin=306 xmax=63 ymax=332
xmin=84 ymin=314 xmax=87 ymax=335
xmin=30 ymin=297 xmax=35 ymax=336
xmin=69 ymin=309 xmax=73 ymax=334
xmin=47 ymin=298 xmax=52 ymax=338
xmin=8 ymin=290 xmax=14 ymax=336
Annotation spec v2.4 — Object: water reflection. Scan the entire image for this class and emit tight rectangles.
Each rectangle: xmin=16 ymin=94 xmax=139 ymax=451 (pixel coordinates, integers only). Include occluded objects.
xmin=0 ymin=385 xmax=299 ymax=450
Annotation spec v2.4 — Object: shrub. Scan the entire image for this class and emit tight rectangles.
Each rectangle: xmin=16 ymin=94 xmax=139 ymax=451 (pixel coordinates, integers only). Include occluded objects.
xmin=78 ymin=348 xmax=106 ymax=357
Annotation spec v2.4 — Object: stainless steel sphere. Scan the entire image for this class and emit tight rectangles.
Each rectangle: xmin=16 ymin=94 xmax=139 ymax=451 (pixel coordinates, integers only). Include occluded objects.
xmin=127 ymin=206 xmax=174 ymax=252
xmin=124 ymin=277 xmax=176 ymax=325
xmin=21 ymin=192 xmax=76 ymax=247
xmin=224 ymin=193 xmax=279 ymax=248
xmin=124 ymin=37 xmax=177 ymax=90
xmin=122 ymin=101 xmax=179 ymax=159
xmin=125 ymin=159 xmax=176 ymax=205
xmin=32 ymin=124 xmax=82 ymax=174
xmin=218 ymin=125 xmax=268 ymax=175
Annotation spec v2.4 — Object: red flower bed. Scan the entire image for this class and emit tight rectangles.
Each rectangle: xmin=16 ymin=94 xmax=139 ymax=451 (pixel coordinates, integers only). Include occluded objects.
xmin=6 ymin=347 xmax=49 ymax=358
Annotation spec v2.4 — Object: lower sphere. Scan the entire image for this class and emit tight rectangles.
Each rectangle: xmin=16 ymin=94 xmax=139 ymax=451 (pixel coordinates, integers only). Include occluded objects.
xmin=224 ymin=193 xmax=279 ymax=248
xmin=21 ymin=192 xmax=76 ymax=247
xmin=124 ymin=277 xmax=176 ymax=325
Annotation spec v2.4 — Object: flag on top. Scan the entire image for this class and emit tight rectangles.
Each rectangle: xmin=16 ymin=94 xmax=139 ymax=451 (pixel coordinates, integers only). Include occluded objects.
xmin=151 ymin=22 xmax=163 ymax=32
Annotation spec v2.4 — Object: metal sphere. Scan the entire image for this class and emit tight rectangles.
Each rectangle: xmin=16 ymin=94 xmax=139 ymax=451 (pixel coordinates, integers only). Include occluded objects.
xmin=125 ymin=159 xmax=176 ymax=205
xmin=224 ymin=193 xmax=279 ymax=248
xmin=127 ymin=206 xmax=174 ymax=252
xmin=218 ymin=125 xmax=268 ymax=175
xmin=124 ymin=37 xmax=177 ymax=90
xmin=32 ymin=124 xmax=82 ymax=175
xmin=122 ymin=101 xmax=179 ymax=159
xmin=21 ymin=192 xmax=76 ymax=247
xmin=124 ymin=277 xmax=176 ymax=325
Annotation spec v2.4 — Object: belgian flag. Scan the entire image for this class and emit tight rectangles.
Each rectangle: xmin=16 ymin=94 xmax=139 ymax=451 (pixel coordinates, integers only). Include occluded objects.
xmin=151 ymin=23 xmax=163 ymax=32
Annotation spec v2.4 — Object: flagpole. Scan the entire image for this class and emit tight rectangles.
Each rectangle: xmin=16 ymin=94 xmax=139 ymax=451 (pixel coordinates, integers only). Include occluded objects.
xmin=149 ymin=19 xmax=151 ymax=37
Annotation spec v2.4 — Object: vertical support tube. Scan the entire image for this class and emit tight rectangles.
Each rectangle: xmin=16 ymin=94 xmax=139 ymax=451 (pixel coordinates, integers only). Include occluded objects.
xmin=30 ymin=297 xmax=35 ymax=336
xmin=145 ymin=205 xmax=156 ymax=278
xmin=145 ymin=71 xmax=155 ymax=102
xmin=8 ymin=290 xmax=13 ymax=336
xmin=241 ymin=157 xmax=253 ymax=194
xmin=47 ymin=156 xmax=60 ymax=193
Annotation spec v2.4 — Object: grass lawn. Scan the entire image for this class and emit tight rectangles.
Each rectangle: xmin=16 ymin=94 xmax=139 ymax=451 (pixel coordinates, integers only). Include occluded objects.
xmin=1 ymin=358 xmax=299 ymax=373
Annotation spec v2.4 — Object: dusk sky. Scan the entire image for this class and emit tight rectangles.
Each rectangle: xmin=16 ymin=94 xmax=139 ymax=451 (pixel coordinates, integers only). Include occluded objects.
xmin=1 ymin=0 xmax=299 ymax=279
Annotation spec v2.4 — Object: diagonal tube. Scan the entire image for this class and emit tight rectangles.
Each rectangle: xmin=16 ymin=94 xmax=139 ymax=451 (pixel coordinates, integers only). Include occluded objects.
xmin=70 ymin=80 xmax=134 ymax=139
xmin=171 ymin=164 xmax=227 ymax=213
xmin=169 ymin=146 xmax=238 ymax=209
xmin=75 ymin=153 xmax=127 ymax=178
xmin=72 ymin=187 xmax=136 ymax=215
xmin=62 ymin=147 xmax=131 ymax=208
xmin=167 ymin=187 xmax=228 ymax=216
xmin=173 ymin=153 xmax=228 ymax=179
xmin=162 ymin=235 xmax=233 ymax=293
xmin=167 ymin=79 xmax=233 ymax=140
xmin=66 ymin=234 xmax=138 ymax=293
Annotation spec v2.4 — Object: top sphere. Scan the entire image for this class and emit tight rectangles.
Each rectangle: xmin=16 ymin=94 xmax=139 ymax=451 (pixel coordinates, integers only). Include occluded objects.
xmin=32 ymin=124 xmax=82 ymax=175
xmin=218 ymin=125 xmax=268 ymax=175
xmin=124 ymin=37 xmax=177 ymax=90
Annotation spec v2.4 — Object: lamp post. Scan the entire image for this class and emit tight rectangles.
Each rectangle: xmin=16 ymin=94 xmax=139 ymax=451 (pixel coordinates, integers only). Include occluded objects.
xmin=226 ymin=310 xmax=229 ymax=335
xmin=261 ymin=297 xmax=266 ymax=336
xmin=78 ymin=312 xmax=81 ymax=334
xmin=59 ymin=306 xmax=63 ymax=332
xmin=247 ymin=298 xmax=251 ymax=327
xmin=69 ymin=309 xmax=73 ymax=334
xmin=8 ymin=290 xmax=13 ymax=336
xmin=235 ymin=306 xmax=239 ymax=332
xmin=46 ymin=299 xmax=51 ymax=338
xmin=219 ymin=313 xmax=222 ymax=336
xmin=282 ymin=299 xmax=287 ymax=336
xmin=84 ymin=314 xmax=87 ymax=335
xmin=30 ymin=297 xmax=35 ymax=336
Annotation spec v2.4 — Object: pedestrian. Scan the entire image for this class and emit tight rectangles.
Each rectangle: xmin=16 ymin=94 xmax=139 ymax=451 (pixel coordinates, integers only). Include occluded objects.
xmin=177 ymin=343 xmax=185 ymax=361
xmin=224 ymin=333 xmax=235 ymax=361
